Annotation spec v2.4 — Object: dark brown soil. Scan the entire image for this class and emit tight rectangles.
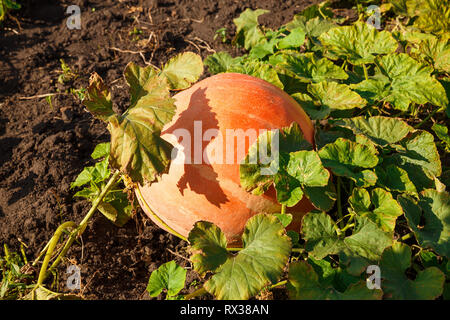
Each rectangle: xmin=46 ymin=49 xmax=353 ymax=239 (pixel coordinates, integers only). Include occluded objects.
xmin=0 ymin=0 xmax=351 ymax=299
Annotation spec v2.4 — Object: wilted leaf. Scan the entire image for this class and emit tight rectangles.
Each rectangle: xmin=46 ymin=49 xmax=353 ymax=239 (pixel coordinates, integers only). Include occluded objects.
xmin=380 ymin=242 xmax=445 ymax=299
xmin=146 ymin=261 xmax=187 ymax=297
xmin=83 ymin=73 xmax=114 ymax=121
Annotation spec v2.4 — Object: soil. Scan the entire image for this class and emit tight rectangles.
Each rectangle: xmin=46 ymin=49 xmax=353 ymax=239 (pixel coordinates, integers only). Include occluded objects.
xmin=0 ymin=0 xmax=354 ymax=299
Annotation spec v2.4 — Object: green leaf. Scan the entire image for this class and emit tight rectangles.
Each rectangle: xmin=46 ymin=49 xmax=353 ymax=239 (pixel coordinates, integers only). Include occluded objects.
xmin=349 ymin=188 xmax=403 ymax=232
xmin=240 ymin=124 xmax=327 ymax=208
xmin=274 ymin=213 xmax=293 ymax=228
xmin=190 ymin=214 xmax=291 ymax=300
xmin=233 ymin=8 xmax=269 ymax=50
xmin=432 ymin=123 xmax=450 ymax=152
xmin=204 ymin=52 xmax=243 ymax=74
xmin=82 ymin=73 xmax=114 ymax=121
xmin=188 ymin=221 xmax=228 ymax=275
xmin=415 ymin=35 xmax=450 ymax=73
xmin=392 ymin=130 xmax=442 ymax=190
xmin=278 ymin=27 xmax=306 ymax=49
xmin=302 ymin=212 xmax=392 ymax=264
xmin=91 ymin=142 xmax=111 ymax=159
xmin=303 ymin=179 xmax=337 ymax=212
xmin=399 ymin=189 xmax=450 ymax=258
xmin=278 ymin=52 xmax=348 ymax=83
xmin=375 ymin=164 xmax=417 ymax=194
xmin=275 ymin=150 xmax=330 ymax=206
xmin=287 ymin=261 xmax=382 ymax=300
xmin=97 ymin=191 xmax=133 ymax=227
xmin=380 ymin=242 xmax=445 ymax=299
xmin=159 ymin=52 xmax=204 ymax=90
xmin=293 ymin=81 xmax=366 ymax=120
xmin=318 ymin=138 xmax=379 ymax=187
xmin=286 ymin=16 xmax=336 ymax=43
xmin=319 ymin=21 xmax=398 ymax=65
xmin=335 ymin=116 xmax=414 ymax=146
xmin=412 ymin=0 xmax=450 ymax=35
xmin=239 ymin=122 xmax=312 ymax=196
xmin=146 ymin=261 xmax=187 ymax=297
xmin=355 ymin=53 xmax=448 ymax=111
xmin=228 ymin=60 xmax=283 ymax=89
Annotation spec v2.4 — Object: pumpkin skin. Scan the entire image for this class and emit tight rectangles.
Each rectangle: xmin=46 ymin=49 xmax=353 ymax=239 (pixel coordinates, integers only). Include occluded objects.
xmin=136 ymin=73 xmax=315 ymax=246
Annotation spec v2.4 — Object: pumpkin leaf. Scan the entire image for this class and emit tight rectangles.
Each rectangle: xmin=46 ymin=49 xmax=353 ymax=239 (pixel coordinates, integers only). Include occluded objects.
xmin=239 ymin=122 xmax=312 ymax=196
xmin=233 ymin=8 xmax=269 ymax=50
xmin=355 ymin=53 xmax=448 ymax=111
xmin=189 ymin=214 xmax=291 ymax=300
xmin=228 ymin=60 xmax=283 ymax=89
xmin=380 ymin=242 xmax=445 ymax=299
xmin=159 ymin=52 xmax=204 ymax=90
xmin=349 ymin=188 xmax=403 ymax=232
xmin=319 ymin=21 xmax=398 ymax=65
xmin=334 ymin=116 xmax=414 ymax=146
xmin=301 ymin=212 xmax=393 ymax=268
xmin=432 ymin=123 xmax=450 ymax=152
xmin=204 ymin=52 xmax=244 ymax=74
xmin=318 ymin=138 xmax=379 ymax=187
xmin=188 ymin=221 xmax=228 ymax=275
xmin=293 ymin=81 xmax=366 ymax=120
xmin=277 ymin=27 xmax=306 ymax=49
xmin=391 ymin=130 xmax=442 ymax=191
xmin=278 ymin=52 xmax=348 ymax=83
xmin=146 ymin=261 xmax=187 ymax=297
xmin=399 ymin=189 xmax=450 ymax=258
xmin=287 ymin=261 xmax=382 ymax=300
xmin=375 ymin=164 xmax=417 ymax=195
xmin=83 ymin=73 xmax=114 ymax=121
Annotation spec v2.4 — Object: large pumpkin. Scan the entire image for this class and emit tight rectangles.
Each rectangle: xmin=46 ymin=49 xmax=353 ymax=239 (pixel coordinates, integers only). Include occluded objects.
xmin=135 ymin=73 xmax=315 ymax=246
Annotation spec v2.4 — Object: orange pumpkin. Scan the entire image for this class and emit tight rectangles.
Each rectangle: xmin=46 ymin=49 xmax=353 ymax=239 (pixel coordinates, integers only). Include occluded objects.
xmin=135 ymin=73 xmax=315 ymax=246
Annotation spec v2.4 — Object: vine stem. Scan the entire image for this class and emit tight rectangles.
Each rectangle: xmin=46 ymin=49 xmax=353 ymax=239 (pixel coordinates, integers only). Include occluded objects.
xmin=184 ymin=287 xmax=207 ymax=300
xmin=336 ymin=177 xmax=344 ymax=229
xmin=34 ymin=170 xmax=121 ymax=285
xmin=414 ymin=107 xmax=441 ymax=129
xmin=362 ymin=64 xmax=369 ymax=81
xmin=270 ymin=280 xmax=287 ymax=289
